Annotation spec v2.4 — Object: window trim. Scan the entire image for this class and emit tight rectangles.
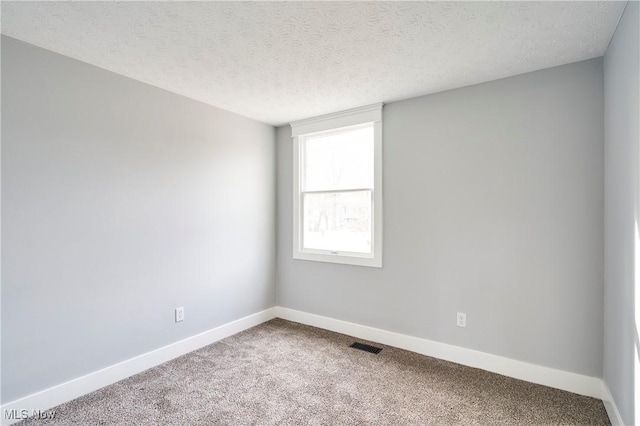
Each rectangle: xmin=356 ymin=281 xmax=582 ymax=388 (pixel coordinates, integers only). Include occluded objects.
xmin=291 ymin=103 xmax=383 ymax=268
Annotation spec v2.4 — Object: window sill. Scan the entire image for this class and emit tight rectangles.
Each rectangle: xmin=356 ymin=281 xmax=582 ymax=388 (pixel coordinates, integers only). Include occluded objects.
xmin=293 ymin=251 xmax=382 ymax=268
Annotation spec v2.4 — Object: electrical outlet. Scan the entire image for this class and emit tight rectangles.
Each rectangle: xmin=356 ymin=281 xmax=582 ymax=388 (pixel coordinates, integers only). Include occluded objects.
xmin=175 ymin=307 xmax=184 ymax=322
xmin=456 ymin=312 xmax=466 ymax=327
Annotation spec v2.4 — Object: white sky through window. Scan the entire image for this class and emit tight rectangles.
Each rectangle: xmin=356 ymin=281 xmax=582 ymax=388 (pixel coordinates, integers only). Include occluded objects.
xmin=303 ymin=125 xmax=374 ymax=192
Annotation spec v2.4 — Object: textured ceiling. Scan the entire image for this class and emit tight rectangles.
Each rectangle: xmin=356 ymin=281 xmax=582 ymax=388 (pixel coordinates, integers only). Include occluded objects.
xmin=1 ymin=1 xmax=627 ymax=126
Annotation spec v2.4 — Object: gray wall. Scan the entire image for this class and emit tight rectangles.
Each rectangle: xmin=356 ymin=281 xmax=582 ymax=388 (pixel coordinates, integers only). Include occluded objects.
xmin=604 ymin=1 xmax=639 ymax=424
xmin=277 ymin=59 xmax=604 ymax=377
xmin=1 ymin=36 xmax=275 ymax=403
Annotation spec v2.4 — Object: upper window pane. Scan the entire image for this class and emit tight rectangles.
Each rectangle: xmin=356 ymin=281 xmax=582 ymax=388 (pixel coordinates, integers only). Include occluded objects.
xmin=303 ymin=124 xmax=374 ymax=192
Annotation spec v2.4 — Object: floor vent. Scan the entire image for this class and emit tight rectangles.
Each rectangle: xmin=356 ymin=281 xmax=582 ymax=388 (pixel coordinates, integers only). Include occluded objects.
xmin=349 ymin=342 xmax=382 ymax=354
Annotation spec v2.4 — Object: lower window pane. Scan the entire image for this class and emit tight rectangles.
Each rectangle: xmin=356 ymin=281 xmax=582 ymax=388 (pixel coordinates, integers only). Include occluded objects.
xmin=303 ymin=191 xmax=372 ymax=254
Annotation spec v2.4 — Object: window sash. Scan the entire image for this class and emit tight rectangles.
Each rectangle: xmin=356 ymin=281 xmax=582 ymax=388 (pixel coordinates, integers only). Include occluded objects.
xmin=301 ymin=189 xmax=374 ymax=256
xmin=291 ymin=103 xmax=383 ymax=268
xmin=300 ymin=122 xmax=375 ymax=193
xmin=301 ymin=188 xmax=372 ymax=195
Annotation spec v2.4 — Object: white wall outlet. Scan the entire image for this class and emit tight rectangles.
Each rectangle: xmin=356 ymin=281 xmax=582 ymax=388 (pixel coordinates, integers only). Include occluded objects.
xmin=175 ymin=307 xmax=184 ymax=322
xmin=456 ymin=312 xmax=466 ymax=327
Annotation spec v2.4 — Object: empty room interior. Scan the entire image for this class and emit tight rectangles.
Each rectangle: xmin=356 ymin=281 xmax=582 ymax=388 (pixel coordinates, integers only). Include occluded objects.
xmin=1 ymin=1 xmax=639 ymax=425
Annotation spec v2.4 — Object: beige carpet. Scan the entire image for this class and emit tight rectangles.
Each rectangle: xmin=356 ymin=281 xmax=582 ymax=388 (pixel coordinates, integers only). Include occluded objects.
xmin=22 ymin=319 xmax=610 ymax=425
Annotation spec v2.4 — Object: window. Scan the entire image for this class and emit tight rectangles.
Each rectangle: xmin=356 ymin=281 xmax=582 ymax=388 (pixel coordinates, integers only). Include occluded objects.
xmin=291 ymin=104 xmax=383 ymax=267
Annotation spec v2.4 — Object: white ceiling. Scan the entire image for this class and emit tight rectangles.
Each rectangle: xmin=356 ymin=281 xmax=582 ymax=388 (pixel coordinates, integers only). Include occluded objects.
xmin=1 ymin=1 xmax=627 ymax=126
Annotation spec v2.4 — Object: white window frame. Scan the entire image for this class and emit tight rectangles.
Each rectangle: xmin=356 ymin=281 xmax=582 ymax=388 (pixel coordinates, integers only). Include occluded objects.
xmin=291 ymin=103 xmax=383 ymax=268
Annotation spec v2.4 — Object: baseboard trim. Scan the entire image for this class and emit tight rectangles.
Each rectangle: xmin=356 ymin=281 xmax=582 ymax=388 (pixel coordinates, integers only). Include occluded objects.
xmin=2 ymin=306 xmax=615 ymax=426
xmin=1 ymin=308 xmax=277 ymax=426
xmin=275 ymin=307 xmax=603 ymax=400
xmin=602 ymin=382 xmax=626 ymax=425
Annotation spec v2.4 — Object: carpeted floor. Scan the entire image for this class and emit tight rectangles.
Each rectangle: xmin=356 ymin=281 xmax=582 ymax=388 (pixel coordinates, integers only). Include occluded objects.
xmin=22 ymin=319 xmax=610 ymax=425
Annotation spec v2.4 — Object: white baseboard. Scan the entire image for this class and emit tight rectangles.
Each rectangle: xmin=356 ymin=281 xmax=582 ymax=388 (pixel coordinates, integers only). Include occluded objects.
xmin=2 ymin=306 xmax=617 ymax=426
xmin=602 ymin=382 xmax=626 ymax=425
xmin=1 ymin=308 xmax=277 ymax=426
xmin=275 ymin=307 xmax=604 ymax=400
